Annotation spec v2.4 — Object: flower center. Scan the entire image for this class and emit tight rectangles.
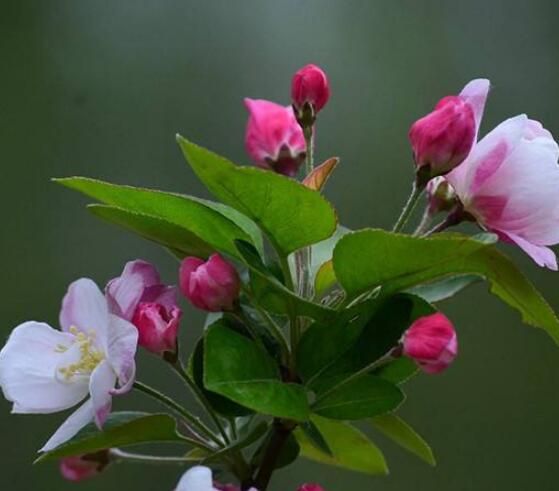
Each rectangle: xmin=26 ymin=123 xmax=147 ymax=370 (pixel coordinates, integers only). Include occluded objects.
xmin=56 ymin=326 xmax=105 ymax=382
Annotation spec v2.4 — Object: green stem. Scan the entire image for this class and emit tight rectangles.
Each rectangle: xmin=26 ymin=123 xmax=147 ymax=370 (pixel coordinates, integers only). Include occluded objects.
xmin=413 ymin=208 xmax=433 ymax=236
xmin=392 ymin=181 xmax=425 ymax=233
xmin=170 ymin=361 xmax=231 ymax=445
xmin=133 ymin=381 xmax=220 ymax=448
xmin=304 ymin=125 xmax=314 ymax=176
xmin=110 ymin=448 xmax=196 ymax=465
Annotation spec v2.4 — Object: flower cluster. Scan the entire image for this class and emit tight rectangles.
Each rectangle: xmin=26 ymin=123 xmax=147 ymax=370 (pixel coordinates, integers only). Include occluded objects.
xmin=1 ymin=63 xmax=558 ymax=491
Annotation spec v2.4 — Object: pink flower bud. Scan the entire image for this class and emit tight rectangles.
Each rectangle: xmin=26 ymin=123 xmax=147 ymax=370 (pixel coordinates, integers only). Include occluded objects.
xmin=60 ymin=452 xmax=109 ymax=482
xmin=402 ymin=313 xmax=458 ymax=374
xmin=298 ymin=485 xmax=325 ymax=491
xmin=214 ymin=483 xmax=241 ymax=491
xmin=291 ymin=64 xmax=330 ymax=113
xmin=426 ymin=176 xmax=457 ymax=215
xmin=244 ymin=98 xmax=306 ymax=177
xmin=409 ymin=79 xmax=490 ymax=178
xmin=409 ymin=96 xmax=475 ymax=177
xmin=179 ymin=254 xmax=241 ymax=312
xmin=131 ymin=302 xmax=181 ymax=355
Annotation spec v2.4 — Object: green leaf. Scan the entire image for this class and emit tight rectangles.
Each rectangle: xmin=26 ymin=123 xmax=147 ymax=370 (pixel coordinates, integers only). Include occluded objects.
xmin=298 ymin=294 xmax=432 ymax=391
xmin=89 ymin=205 xmax=213 ymax=259
xmin=407 ymin=274 xmax=481 ymax=303
xmin=177 ymin=136 xmax=337 ymax=256
xmin=375 ymin=358 xmax=418 ymax=384
xmin=313 ymin=375 xmax=405 ymax=420
xmin=299 ymin=420 xmax=333 ymax=456
xmin=190 ymin=338 xmax=252 ymax=417
xmin=314 ymin=260 xmax=336 ymax=297
xmin=203 ymin=421 xmax=268 ymax=463
xmin=371 ymin=414 xmax=435 ymax=466
xmin=204 ymin=321 xmax=310 ymax=421
xmin=296 ymin=415 xmax=388 ymax=475
xmin=55 ymin=177 xmax=255 ymax=260
xmin=252 ymin=429 xmax=301 ymax=471
xmin=37 ymin=412 xmax=185 ymax=462
xmin=333 ymin=230 xmax=559 ymax=344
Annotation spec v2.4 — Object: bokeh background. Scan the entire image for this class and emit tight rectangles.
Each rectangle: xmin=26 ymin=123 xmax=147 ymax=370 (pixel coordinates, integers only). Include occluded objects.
xmin=2 ymin=1 xmax=559 ymax=489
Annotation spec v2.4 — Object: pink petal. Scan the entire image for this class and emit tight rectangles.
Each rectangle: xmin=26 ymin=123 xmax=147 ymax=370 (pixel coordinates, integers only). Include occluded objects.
xmin=497 ymin=231 xmax=558 ymax=270
xmin=89 ymin=360 xmax=116 ymax=428
xmin=459 ymin=78 xmax=490 ymax=137
xmin=106 ymin=314 xmax=138 ymax=392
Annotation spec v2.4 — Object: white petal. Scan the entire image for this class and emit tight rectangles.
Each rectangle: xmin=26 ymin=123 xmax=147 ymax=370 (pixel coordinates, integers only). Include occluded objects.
xmin=106 ymin=314 xmax=138 ymax=391
xmin=175 ymin=466 xmax=217 ymax=491
xmin=39 ymin=399 xmax=95 ymax=452
xmin=89 ymin=360 xmax=116 ymax=428
xmin=59 ymin=278 xmax=109 ymax=349
xmin=0 ymin=322 xmax=88 ymax=413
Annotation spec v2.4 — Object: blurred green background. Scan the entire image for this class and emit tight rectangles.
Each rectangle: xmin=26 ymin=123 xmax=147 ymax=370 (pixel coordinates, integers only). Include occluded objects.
xmin=2 ymin=1 xmax=559 ymax=489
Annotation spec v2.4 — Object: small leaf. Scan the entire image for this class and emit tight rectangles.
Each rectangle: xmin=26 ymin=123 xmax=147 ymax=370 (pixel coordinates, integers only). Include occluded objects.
xmin=303 ymin=157 xmax=339 ymax=191
xmin=296 ymin=415 xmax=388 ymax=475
xmin=37 ymin=412 xmax=185 ymax=462
xmin=203 ymin=421 xmax=268 ymax=463
xmin=55 ymin=177 xmax=254 ymax=260
xmin=312 ymin=376 xmax=405 ymax=420
xmin=333 ymin=230 xmax=559 ymax=344
xmin=371 ymin=414 xmax=435 ymax=466
xmin=177 ymin=136 xmax=337 ymax=256
xmin=375 ymin=358 xmax=418 ymax=384
xmin=314 ymin=260 xmax=336 ymax=297
xmin=204 ymin=321 xmax=310 ymax=421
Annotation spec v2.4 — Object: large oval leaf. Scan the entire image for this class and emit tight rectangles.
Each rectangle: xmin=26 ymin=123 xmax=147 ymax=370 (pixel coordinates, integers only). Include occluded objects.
xmin=55 ymin=177 xmax=256 ymax=260
xmin=333 ymin=230 xmax=559 ymax=344
xmin=177 ymin=136 xmax=337 ymax=256
xmin=204 ymin=321 xmax=310 ymax=421
xmin=37 ymin=412 xmax=186 ymax=462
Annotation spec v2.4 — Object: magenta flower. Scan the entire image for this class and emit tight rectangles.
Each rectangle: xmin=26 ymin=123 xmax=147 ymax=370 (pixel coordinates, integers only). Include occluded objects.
xmin=447 ymin=116 xmax=559 ymax=269
xmin=179 ymin=254 xmax=241 ymax=312
xmin=403 ymin=313 xmax=458 ymax=374
xmin=0 ymin=279 xmax=138 ymax=451
xmin=107 ymin=260 xmax=182 ymax=355
xmin=409 ymin=79 xmax=490 ymax=177
xmin=60 ymin=451 xmax=109 ymax=482
xmin=291 ymin=64 xmax=331 ymax=114
xmin=244 ymin=98 xmax=306 ymax=177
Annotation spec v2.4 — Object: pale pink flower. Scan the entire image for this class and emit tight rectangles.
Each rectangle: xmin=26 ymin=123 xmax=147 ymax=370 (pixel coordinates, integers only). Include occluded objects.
xmin=107 ymin=260 xmax=181 ymax=355
xmin=426 ymin=176 xmax=457 ymax=215
xmin=0 ymin=279 xmax=138 ymax=451
xmin=291 ymin=64 xmax=330 ymax=113
xmin=402 ymin=313 xmax=458 ymax=374
xmin=179 ymin=254 xmax=240 ymax=312
xmin=447 ymin=115 xmax=559 ymax=270
xmin=244 ymin=98 xmax=306 ymax=177
xmin=409 ymin=79 xmax=490 ymax=177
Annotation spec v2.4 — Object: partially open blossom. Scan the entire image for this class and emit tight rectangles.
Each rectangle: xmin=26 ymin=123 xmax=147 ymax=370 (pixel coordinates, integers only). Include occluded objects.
xmin=175 ymin=466 xmax=256 ymax=491
xmin=132 ymin=302 xmax=181 ymax=355
xmin=446 ymin=115 xmax=559 ymax=270
xmin=409 ymin=79 xmax=490 ymax=178
xmin=426 ymin=176 xmax=457 ymax=215
xmin=298 ymin=485 xmax=325 ymax=491
xmin=60 ymin=451 xmax=109 ymax=482
xmin=291 ymin=64 xmax=330 ymax=114
xmin=0 ymin=279 xmax=138 ymax=451
xmin=180 ymin=254 xmax=240 ymax=312
xmin=107 ymin=260 xmax=181 ymax=354
xmin=402 ymin=313 xmax=458 ymax=374
xmin=244 ymin=98 xmax=306 ymax=177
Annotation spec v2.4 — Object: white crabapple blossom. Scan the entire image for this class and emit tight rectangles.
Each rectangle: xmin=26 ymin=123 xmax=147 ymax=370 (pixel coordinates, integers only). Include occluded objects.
xmin=0 ymin=278 xmax=138 ymax=451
